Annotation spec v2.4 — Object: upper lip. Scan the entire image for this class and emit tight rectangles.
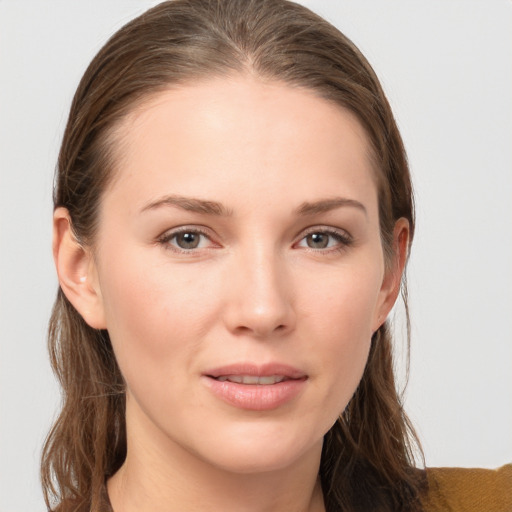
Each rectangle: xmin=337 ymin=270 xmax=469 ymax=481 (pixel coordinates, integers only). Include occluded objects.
xmin=204 ymin=363 xmax=307 ymax=380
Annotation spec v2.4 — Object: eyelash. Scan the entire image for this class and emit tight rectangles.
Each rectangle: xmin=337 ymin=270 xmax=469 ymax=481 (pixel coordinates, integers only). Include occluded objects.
xmin=296 ymin=227 xmax=353 ymax=254
xmin=157 ymin=226 xmax=353 ymax=254
xmin=157 ymin=226 xmax=215 ymax=254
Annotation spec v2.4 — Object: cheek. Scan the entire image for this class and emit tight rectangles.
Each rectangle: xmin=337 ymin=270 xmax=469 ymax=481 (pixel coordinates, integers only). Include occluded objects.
xmin=301 ymin=263 xmax=382 ymax=415
xmin=304 ymin=261 xmax=383 ymax=342
xmin=96 ymin=253 xmax=221 ymax=386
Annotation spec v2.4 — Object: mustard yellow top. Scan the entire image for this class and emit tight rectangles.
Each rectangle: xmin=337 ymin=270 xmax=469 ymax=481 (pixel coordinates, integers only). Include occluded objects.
xmin=422 ymin=464 xmax=512 ymax=512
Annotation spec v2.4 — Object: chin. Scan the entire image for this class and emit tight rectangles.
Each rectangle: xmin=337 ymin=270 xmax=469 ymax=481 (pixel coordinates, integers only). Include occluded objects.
xmin=187 ymin=420 xmax=325 ymax=475
xmin=201 ymin=445 xmax=312 ymax=475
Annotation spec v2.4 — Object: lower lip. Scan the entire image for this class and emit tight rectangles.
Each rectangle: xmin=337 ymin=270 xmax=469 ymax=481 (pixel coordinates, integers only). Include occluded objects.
xmin=202 ymin=376 xmax=307 ymax=411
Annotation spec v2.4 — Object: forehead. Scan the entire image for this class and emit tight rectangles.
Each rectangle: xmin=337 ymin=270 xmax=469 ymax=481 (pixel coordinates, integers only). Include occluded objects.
xmin=105 ymin=75 xmax=378 ymax=215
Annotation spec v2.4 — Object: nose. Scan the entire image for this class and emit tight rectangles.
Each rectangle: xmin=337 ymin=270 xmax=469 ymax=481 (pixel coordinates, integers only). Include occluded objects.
xmin=222 ymin=246 xmax=296 ymax=339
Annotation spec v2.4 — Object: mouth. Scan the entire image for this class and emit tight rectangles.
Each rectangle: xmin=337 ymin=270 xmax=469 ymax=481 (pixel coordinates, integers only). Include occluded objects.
xmin=204 ymin=363 xmax=307 ymax=382
xmin=202 ymin=363 xmax=308 ymax=410
xmin=213 ymin=375 xmax=291 ymax=385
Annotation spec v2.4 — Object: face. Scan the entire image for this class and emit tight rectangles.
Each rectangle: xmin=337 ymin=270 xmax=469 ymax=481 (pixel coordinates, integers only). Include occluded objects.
xmin=78 ymin=76 xmax=401 ymax=474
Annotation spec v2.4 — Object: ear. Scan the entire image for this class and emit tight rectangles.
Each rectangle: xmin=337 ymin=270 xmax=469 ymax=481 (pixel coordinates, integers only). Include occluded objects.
xmin=53 ymin=207 xmax=107 ymax=329
xmin=372 ymin=217 xmax=410 ymax=332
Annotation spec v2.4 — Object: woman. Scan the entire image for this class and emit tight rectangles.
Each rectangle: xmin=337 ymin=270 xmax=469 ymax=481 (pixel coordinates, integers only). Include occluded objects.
xmin=41 ymin=1 xmax=511 ymax=511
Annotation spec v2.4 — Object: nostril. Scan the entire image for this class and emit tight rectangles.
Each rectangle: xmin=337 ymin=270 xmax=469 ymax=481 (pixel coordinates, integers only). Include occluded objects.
xmin=232 ymin=323 xmax=288 ymax=337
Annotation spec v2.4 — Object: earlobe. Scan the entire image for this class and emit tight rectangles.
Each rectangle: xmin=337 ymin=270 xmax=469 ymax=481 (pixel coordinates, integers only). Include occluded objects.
xmin=373 ymin=218 xmax=410 ymax=332
xmin=53 ymin=207 xmax=107 ymax=329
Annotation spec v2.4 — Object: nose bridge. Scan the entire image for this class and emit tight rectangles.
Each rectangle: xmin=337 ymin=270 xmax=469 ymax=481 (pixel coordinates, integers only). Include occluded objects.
xmin=225 ymin=238 xmax=295 ymax=337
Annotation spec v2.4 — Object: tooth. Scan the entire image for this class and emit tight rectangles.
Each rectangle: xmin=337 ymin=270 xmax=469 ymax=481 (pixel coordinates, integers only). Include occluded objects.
xmin=242 ymin=375 xmax=260 ymax=385
xmin=215 ymin=375 xmax=289 ymax=384
xmin=258 ymin=376 xmax=277 ymax=385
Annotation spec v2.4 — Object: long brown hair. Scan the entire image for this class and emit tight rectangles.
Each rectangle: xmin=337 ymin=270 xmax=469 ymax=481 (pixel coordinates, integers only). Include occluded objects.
xmin=42 ymin=1 xmax=425 ymax=510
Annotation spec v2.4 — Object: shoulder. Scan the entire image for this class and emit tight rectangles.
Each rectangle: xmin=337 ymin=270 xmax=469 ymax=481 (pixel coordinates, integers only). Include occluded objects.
xmin=421 ymin=464 xmax=512 ymax=512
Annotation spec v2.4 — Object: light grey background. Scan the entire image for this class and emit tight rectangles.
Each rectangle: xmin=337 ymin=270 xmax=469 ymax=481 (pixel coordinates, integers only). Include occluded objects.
xmin=1 ymin=1 xmax=511 ymax=510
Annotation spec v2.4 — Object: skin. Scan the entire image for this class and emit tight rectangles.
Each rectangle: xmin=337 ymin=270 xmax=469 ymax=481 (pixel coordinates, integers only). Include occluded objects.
xmin=54 ymin=75 xmax=408 ymax=512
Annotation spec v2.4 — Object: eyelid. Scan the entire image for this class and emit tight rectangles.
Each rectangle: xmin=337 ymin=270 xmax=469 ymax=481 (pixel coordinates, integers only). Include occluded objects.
xmin=294 ymin=225 xmax=354 ymax=251
xmin=300 ymin=225 xmax=351 ymax=236
xmin=157 ymin=225 xmax=220 ymax=252
xmin=156 ymin=224 xmax=353 ymax=253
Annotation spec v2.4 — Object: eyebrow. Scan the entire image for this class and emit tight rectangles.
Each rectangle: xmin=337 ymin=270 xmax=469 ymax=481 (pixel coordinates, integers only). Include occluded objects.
xmin=295 ymin=197 xmax=367 ymax=217
xmin=140 ymin=195 xmax=232 ymax=216
xmin=140 ymin=194 xmax=366 ymax=217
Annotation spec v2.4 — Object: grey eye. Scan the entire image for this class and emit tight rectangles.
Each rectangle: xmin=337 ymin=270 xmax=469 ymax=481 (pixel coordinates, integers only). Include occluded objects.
xmin=174 ymin=232 xmax=201 ymax=249
xmin=305 ymin=233 xmax=330 ymax=249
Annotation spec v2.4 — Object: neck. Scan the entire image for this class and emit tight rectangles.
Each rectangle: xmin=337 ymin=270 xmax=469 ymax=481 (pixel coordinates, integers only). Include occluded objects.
xmin=107 ymin=401 xmax=325 ymax=512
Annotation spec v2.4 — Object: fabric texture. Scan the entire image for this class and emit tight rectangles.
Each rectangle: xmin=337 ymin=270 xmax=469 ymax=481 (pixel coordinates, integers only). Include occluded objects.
xmin=421 ymin=464 xmax=512 ymax=512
